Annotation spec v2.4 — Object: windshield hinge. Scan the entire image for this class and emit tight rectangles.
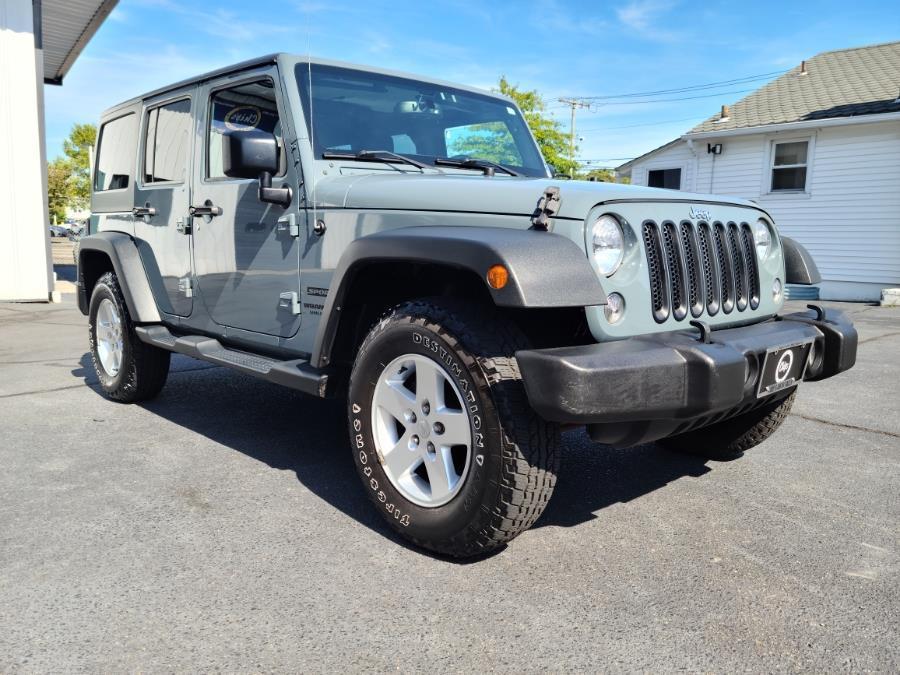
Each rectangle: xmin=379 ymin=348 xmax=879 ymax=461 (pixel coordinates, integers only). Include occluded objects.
xmin=277 ymin=213 xmax=300 ymax=237
xmin=279 ymin=291 xmax=301 ymax=315
xmin=177 ymin=276 xmax=193 ymax=298
xmin=531 ymin=186 xmax=561 ymax=231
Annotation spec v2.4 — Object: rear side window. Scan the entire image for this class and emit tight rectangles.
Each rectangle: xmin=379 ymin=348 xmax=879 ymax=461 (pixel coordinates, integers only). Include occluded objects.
xmin=143 ymin=98 xmax=192 ymax=184
xmin=206 ymin=79 xmax=285 ymax=179
xmin=94 ymin=113 xmax=137 ymax=191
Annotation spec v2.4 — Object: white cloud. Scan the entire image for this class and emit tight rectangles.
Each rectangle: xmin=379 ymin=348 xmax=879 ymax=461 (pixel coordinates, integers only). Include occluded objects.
xmin=616 ymin=0 xmax=679 ymax=41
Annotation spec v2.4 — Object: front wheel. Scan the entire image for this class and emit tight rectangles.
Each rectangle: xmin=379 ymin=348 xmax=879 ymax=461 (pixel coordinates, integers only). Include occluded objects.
xmin=347 ymin=300 xmax=559 ymax=558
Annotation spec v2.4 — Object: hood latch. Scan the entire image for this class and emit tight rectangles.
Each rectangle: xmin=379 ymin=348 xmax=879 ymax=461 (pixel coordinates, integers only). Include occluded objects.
xmin=531 ymin=186 xmax=561 ymax=231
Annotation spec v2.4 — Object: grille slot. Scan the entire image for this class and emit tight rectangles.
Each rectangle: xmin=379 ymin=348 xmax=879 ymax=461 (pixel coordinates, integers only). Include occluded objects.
xmin=662 ymin=222 xmax=687 ymax=321
xmin=728 ymin=222 xmax=748 ymax=311
xmin=713 ymin=223 xmax=735 ymax=314
xmin=696 ymin=223 xmax=720 ymax=315
xmin=740 ymin=223 xmax=761 ymax=309
xmin=642 ymin=222 xmax=669 ymax=323
xmin=679 ymin=222 xmax=704 ymax=318
xmin=642 ymin=216 xmax=761 ymax=324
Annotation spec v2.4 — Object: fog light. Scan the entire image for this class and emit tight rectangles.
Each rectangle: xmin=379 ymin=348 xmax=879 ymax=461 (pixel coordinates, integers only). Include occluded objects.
xmin=604 ymin=292 xmax=625 ymax=323
xmin=772 ymin=278 xmax=782 ymax=299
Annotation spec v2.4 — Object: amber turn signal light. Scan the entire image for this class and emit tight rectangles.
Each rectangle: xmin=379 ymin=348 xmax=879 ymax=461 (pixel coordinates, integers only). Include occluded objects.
xmin=486 ymin=265 xmax=509 ymax=289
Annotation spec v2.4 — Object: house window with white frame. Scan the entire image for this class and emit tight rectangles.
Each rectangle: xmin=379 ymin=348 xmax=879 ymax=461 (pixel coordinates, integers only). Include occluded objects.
xmin=770 ymin=140 xmax=809 ymax=192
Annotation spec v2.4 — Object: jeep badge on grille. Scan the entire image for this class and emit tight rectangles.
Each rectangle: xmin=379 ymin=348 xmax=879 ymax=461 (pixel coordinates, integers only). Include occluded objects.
xmin=689 ymin=206 xmax=711 ymax=221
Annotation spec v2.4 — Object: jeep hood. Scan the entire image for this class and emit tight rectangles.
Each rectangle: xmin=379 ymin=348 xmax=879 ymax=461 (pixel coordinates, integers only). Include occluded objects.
xmin=312 ymin=173 xmax=762 ymax=222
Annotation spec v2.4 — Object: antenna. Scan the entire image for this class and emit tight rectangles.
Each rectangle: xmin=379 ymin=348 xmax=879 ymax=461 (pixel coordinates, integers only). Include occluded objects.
xmin=304 ymin=7 xmax=316 ymax=229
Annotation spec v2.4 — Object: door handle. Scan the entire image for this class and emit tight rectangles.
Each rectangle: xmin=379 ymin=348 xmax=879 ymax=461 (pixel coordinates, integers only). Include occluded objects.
xmin=189 ymin=200 xmax=223 ymax=218
xmin=132 ymin=204 xmax=157 ymax=217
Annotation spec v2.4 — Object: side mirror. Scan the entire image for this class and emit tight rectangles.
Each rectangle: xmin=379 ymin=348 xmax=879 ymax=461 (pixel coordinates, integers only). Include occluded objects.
xmin=222 ymin=129 xmax=292 ymax=207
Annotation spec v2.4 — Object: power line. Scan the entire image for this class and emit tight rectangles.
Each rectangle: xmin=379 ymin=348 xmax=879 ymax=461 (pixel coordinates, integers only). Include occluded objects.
xmin=588 ymin=87 xmax=756 ymax=106
xmin=571 ymin=69 xmax=787 ymax=100
xmin=578 ymin=114 xmax=707 ymax=132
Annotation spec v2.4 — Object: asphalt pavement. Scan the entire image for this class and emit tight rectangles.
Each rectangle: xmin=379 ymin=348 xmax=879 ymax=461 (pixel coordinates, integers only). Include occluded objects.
xmin=1 ymin=296 xmax=897 ymax=671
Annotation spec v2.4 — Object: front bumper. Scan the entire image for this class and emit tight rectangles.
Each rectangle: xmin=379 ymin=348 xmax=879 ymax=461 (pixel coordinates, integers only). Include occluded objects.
xmin=516 ymin=308 xmax=857 ymax=446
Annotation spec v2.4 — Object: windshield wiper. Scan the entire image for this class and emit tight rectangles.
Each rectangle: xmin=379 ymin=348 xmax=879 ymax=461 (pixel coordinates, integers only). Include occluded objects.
xmin=321 ymin=149 xmax=431 ymax=171
xmin=433 ymin=157 xmax=523 ymax=177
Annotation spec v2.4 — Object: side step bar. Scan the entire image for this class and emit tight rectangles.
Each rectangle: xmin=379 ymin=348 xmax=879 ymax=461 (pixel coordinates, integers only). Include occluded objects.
xmin=135 ymin=325 xmax=332 ymax=398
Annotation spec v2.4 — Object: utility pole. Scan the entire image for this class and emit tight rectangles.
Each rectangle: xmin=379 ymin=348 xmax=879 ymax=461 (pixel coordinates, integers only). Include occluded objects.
xmin=558 ymin=97 xmax=590 ymax=177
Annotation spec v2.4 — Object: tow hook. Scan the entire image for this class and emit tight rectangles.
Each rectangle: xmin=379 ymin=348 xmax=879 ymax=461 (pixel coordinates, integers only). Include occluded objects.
xmin=690 ymin=320 xmax=713 ymax=344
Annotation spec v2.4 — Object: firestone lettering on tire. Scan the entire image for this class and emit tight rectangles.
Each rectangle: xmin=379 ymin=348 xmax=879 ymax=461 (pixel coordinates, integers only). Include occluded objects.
xmin=352 ymin=401 xmax=411 ymax=527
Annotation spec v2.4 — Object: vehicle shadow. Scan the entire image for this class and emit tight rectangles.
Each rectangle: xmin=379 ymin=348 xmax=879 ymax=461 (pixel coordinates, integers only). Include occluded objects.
xmin=72 ymin=353 xmax=713 ymax=560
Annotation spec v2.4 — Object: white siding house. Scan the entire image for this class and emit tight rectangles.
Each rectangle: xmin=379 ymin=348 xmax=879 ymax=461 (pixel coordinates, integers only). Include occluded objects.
xmin=618 ymin=42 xmax=900 ymax=301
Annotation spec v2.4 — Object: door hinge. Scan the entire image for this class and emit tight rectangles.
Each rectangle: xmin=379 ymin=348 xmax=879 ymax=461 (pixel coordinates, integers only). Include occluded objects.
xmin=278 ymin=291 xmax=300 ymax=315
xmin=176 ymin=217 xmax=192 ymax=235
xmin=178 ymin=276 xmax=194 ymax=298
xmin=276 ymin=213 xmax=300 ymax=237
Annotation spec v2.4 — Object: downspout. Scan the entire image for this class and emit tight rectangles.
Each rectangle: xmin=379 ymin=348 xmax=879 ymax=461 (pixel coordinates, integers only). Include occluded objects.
xmin=686 ymin=138 xmax=699 ymax=192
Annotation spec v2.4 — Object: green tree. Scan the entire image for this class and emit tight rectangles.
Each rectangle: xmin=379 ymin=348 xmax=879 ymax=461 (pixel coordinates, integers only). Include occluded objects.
xmin=496 ymin=77 xmax=577 ymax=177
xmin=446 ymin=77 xmax=577 ymax=177
xmin=61 ymin=123 xmax=96 ymax=209
xmin=47 ymin=158 xmax=71 ymax=224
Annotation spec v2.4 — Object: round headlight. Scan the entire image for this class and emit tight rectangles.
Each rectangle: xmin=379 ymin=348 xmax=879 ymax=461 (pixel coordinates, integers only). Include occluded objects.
xmin=591 ymin=214 xmax=625 ymax=276
xmin=754 ymin=219 xmax=771 ymax=260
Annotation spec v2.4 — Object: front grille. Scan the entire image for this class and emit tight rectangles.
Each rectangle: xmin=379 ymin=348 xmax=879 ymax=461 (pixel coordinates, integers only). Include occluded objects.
xmin=642 ymin=220 xmax=761 ymax=324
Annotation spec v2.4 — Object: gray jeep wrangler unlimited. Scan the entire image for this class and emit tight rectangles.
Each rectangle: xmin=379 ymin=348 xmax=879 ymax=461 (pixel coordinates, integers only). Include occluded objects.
xmin=78 ymin=54 xmax=857 ymax=557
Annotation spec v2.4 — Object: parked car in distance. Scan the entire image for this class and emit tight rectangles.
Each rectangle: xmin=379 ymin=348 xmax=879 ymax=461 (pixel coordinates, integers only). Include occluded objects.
xmin=48 ymin=224 xmax=69 ymax=237
xmin=76 ymin=54 xmax=858 ymax=558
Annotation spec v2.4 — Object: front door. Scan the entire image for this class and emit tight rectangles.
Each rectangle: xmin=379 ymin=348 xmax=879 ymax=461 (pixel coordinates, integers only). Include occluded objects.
xmin=190 ymin=69 xmax=302 ymax=338
xmin=133 ymin=90 xmax=195 ymax=316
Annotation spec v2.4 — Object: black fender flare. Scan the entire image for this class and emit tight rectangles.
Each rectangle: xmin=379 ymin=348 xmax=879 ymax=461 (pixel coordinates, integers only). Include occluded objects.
xmin=311 ymin=226 xmax=606 ymax=367
xmin=77 ymin=232 xmax=161 ymax=323
xmin=782 ymin=236 xmax=821 ymax=285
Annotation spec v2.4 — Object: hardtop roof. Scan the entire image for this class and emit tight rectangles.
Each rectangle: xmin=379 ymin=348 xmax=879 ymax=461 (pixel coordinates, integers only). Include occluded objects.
xmin=99 ymin=53 xmax=507 ymax=118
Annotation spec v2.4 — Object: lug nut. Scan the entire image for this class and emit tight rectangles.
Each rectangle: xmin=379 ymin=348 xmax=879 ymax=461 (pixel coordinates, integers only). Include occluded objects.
xmin=404 ymin=410 xmax=416 ymax=424
xmin=433 ymin=422 xmax=444 ymax=435
xmin=421 ymin=400 xmax=430 ymax=415
xmin=427 ymin=442 xmax=435 ymax=455
xmin=410 ymin=435 xmax=420 ymax=448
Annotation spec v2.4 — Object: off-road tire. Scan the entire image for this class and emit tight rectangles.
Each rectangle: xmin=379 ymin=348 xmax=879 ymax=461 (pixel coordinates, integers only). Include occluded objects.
xmin=347 ymin=299 xmax=559 ymax=558
xmin=659 ymin=389 xmax=796 ymax=460
xmin=88 ymin=271 xmax=170 ymax=402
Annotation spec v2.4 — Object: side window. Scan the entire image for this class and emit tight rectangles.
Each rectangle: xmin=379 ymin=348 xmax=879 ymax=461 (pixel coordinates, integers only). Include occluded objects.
xmin=444 ymin=121 xmax=523 ymax=166
xmin=143 ymin=98 xmax=192 ymax=184
xmin=207 ymin=80 xmax=285 ymax=180
xmin=94 ymin=113 xmax=137 ymax=191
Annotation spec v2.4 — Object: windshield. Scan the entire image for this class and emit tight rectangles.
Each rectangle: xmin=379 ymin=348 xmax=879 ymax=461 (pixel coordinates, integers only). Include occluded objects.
xmin=295 ymin=64 xmax=549 ymax=178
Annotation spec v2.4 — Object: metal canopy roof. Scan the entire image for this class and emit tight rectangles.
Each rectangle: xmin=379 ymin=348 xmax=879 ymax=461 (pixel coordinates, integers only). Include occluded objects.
xmin=39 ymin=0 xmax=118 ymax=85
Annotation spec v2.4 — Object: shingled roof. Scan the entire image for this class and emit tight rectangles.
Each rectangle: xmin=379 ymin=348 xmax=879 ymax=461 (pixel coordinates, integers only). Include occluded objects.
xmin=687 ymin=41 xmax=900 ymax=134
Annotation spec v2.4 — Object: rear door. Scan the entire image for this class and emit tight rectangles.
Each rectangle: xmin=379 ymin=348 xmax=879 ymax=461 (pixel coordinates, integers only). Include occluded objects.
xmin=190 ymin=68 xmax=302 ymax=338
xmin=133 ymin=88 xmax=196 ymax=317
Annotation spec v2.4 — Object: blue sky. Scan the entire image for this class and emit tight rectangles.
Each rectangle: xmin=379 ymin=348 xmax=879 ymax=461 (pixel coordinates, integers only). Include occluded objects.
xmin=45 ymin=0 xmax=900 ymax=168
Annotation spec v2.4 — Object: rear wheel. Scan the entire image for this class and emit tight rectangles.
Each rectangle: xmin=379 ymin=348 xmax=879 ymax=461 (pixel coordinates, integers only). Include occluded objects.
xmin=88 ymin=271 xmax=170 ymax=402
xmin=347 ymin=299 xmax=559 ymax=558
xmin=659 ymin=390 xmax=796 ymax=460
